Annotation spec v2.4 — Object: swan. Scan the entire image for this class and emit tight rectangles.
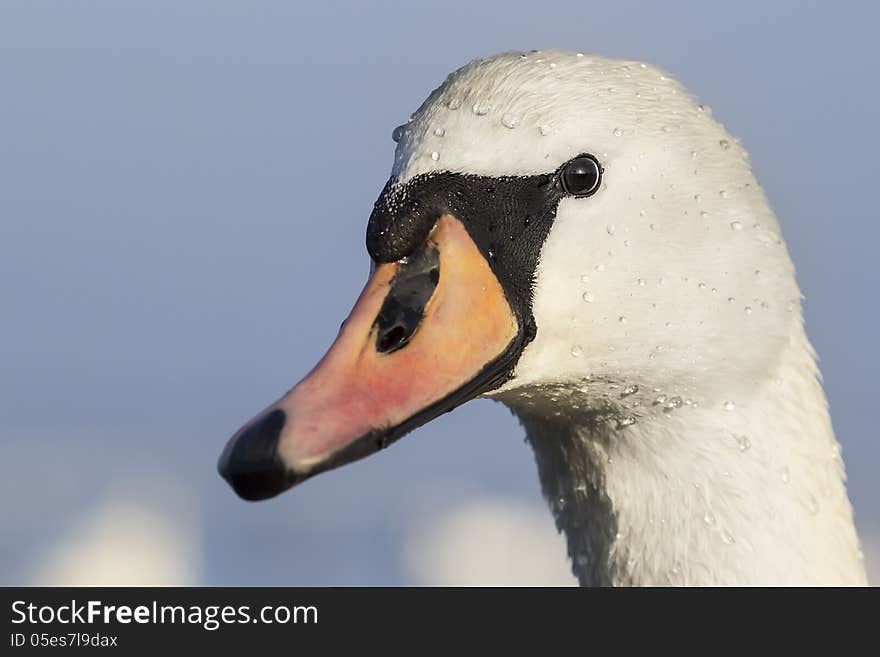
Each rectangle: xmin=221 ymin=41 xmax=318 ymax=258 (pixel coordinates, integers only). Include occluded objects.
xmin=218 ymin=51 xmax=867 ymax=586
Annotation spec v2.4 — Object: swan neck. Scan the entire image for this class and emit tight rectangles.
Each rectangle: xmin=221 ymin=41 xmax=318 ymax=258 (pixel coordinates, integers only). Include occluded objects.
xmin=509 ymin=328 xmax=866 ymax=585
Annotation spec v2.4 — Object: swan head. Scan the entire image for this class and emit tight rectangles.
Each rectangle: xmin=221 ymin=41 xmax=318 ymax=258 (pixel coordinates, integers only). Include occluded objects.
xmin=219 ymin=50 xmax=801 ymax=501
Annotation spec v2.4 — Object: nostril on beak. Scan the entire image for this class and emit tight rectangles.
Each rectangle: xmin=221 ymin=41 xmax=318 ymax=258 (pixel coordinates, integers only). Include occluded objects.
xmin=218 ymin=409 xmax=292 ymax=501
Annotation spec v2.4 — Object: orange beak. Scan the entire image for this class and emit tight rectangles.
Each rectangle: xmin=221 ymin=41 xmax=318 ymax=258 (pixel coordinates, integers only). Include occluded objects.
xmin=218 ymin=215 xmax=520 ymax=500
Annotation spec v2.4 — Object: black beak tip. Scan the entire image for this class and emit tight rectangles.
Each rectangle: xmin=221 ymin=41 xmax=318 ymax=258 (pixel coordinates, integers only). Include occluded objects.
xmin=217 ymin=409 xmax=294 ymax=502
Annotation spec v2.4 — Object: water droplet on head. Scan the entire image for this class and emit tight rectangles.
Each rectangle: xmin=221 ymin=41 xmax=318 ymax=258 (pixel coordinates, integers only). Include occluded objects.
xmin=781 ymin=467 xmax=790 ymax=484
xmin=721 ymin=529 xmax=736 ymax=544
xmin=654 ymin=394 xmax=667 ymax=405
xmin=613 ymin=127 xmax=623 ymax=137
xmin=472 ymin=101 xmax=491 ymax=116
xmin=539 ymin=124 xmax=551 ymax=136
xmin=617 ymin=416 xmax=637 ymax=428
xmin=703 ymin=511 xmax=717 ymax=526
xmin=434 ymin=127 xmax=445 ymax=137
xmin=447 ymin=98 xmax=461 ymax=110
xmin=730 ymin=220 xmax=743 ymax=231
xmin=618 ymin=316 xmax=627 ymax=324
xmin=606 ymin=224 xmax=616 ymax=235
xmin=622 ymin=384 xmax=639 ymax=396
xmin=724 ymin=401 xmax=736 ymax=411
xmin=502 ymin=113 xmax=519 ymax=129
xmin=580 ymin=274 xmax=590 ymax=283
xmin=719 ymin=139 xmax=731 ymax=150
xmin=744 ymin=306 xmax=753 ymax=315
xmin=637 ymin=278 xmax=646 ymax=286
xmin=570 ymin=345 xmax=583 ymax=357
xmin=719 ymin=190 xmax=729 ymax=199
xmin=736 ymin=435 xmax=750 ymax=451
xmin=391 ymin=125 xmax=406 ymax=143
xmin=582 ymin=291 xmax=595 ymax=303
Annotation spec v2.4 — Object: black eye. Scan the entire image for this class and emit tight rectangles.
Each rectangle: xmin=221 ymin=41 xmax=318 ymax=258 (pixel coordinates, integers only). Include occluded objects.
xmin=560 ymin=155 xmax=602 ymax=197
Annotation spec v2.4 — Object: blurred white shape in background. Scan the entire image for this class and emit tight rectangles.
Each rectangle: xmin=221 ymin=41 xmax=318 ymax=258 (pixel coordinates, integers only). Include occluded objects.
xmin=27 ymin=471 xmax=200 ymax=586
xmin=403 ymin=493 xmax=576 ymax=586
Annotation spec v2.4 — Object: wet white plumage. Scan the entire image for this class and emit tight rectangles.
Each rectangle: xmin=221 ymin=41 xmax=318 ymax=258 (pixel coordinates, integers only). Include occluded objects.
xmin=394 ymin=51 xmax=866 ymax=585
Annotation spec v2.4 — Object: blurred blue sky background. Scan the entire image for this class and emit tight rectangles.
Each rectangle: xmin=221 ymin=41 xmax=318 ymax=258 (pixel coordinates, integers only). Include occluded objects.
xmin=1 ymin=0 xmax=878 ymax=585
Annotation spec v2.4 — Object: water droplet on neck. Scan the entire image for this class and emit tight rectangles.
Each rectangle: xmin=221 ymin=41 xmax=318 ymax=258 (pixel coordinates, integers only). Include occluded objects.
xmin=617 ymin=416 xmax=637 ymax=428
xmin=654 ymin=394 xmax=668 ymax=405
xmin=719 ymin=139 xmax=731 ymax=150
xmin=430 ymin=151 xmax=440 ymax=161
xmin=622 ymin=384 xmax=639 ymax=397
xmin=664 ymin=396 xmax=683 ymax=411
xmin=744 ymin=306 xmax=753 ymax=315
xmin=613 ymin=127 xmax=623 ymax=137
xmin=434 ymin=127 xmax=445 ymax=137
xmin=723 ymin=401 xmax=736 ymax=411
xmin=730 ymin=220 xmax=743 ymax=231
xmin=606 ymin=224 xmax=616 ymax=235
xmin=781 ymin=467 xmax=791 ymax=484
xmin=703 ymin=511 xmax=717 ymax=526
xmin=721 ymin=529 xmax=736 ymax=544
xmin=570 ymin=345 xmax=583 ymax=357
xmin=582 ymin=291 xmax=595 ymax=303
xmin=539 ymin=124 xmax=551 ymax=136
xmin=391 ymin=125 xmax=406 ymax=142
xmin=736 ymin=435 xmax=750 ymax=451
xmin=447 ymin=98 xmax=461 ymax=110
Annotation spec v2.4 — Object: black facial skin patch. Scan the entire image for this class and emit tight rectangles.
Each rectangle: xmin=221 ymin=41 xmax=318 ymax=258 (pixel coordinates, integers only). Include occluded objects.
xmin=367 ymin=170 xmax=569 ymax=355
